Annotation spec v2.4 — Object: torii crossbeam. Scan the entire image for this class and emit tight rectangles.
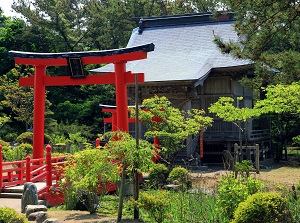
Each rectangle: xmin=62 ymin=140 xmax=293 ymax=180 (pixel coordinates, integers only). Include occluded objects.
xmin=8 ymin=43 xmax=154 ymax=158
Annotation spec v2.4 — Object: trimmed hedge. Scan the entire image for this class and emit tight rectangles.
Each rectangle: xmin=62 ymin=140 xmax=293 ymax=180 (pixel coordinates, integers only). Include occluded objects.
xmin=0 ymin=207 xmax=28 ymax=223
xmin=232 ymin=192 xmax=293 ymax=223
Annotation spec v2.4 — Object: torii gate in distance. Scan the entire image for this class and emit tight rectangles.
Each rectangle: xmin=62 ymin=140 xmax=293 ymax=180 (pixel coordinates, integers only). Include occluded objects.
xmin=8 ymin=43 xmax=154 ymax=159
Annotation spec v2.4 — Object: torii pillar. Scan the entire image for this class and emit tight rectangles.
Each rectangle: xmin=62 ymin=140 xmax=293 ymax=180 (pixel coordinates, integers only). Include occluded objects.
xmin=9 ymin=44 xmax=154 ymax=158
xmin=101 ymin=107 xmax=161 ymax=163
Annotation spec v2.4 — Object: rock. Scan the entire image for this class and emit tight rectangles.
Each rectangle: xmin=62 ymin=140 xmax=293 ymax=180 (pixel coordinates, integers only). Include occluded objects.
xmin=42 ymin=218 xmax=60 ymax=223
xmin=74 ymin=190 xmax=99 ymax=213
xmin=36 ymin=211 xmax=48 ymax=223
xmin=165 ymin=184 xmax=180 ymax=191
xmin=25 ymin=204 xmax=47 ymax=218
xmin=27 ymin=212 xmax=39 ymax=221
xmin=21 ymin=182 xmax=38 ymax=213
xmin=38 ymin=200 xmax=50 ymax=207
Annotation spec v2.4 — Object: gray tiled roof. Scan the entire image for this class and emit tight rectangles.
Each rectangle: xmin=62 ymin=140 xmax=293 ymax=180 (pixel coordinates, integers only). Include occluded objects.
xmin=91 ymin=15 xmax=249 ymax=86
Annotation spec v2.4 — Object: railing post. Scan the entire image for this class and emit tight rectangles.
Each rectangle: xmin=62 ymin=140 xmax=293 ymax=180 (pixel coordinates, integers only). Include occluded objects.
xmin=18 ymin=162 xmax=22 ymax=181
xmin=96 ymin=138 xmax=100 ymax=148
xmin=255 ymin=144 xmax=260 ymax=174
xmin=234 ymin=143 xmax=238 ymax=178
xmin=46 ymin=144 xmax=52 ymax=188
xmin=26 ymin=155 xmax=31 ymax=182
xmin=0 ymin=145 xmax=3 ymax=189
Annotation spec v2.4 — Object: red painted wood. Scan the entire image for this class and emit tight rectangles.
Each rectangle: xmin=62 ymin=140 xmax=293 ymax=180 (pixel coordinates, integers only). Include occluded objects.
xmin=96 ymin=138 xmax=100 ymax=147
xmin=46 ymin=145 xmax=52 ymax=188
xmin=200 ymin=135 xmax=204 ymax=158
xmin=12 ymin=46 xmax=149 ymax=160
xmin=15 ymin=58 xmax=66 ymax=66
xmin=19 ymin=73 xmax=144 ymax=87
xmin=33 ymin=65 xmax=46 ymax=158
xmin=26 ymin=156 xmax=31 ymax=181
xmin=0 ymin=146 xmax=2 ymax=189
xmin=114 ymin=62 xmax=129 ymax=132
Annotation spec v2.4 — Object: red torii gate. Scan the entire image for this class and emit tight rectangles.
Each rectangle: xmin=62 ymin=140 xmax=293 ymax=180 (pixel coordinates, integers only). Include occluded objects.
xmin=100 ymin=105 xmax=160 ymax=162
xmin=8 ymin=44 xmax=154 ymax=159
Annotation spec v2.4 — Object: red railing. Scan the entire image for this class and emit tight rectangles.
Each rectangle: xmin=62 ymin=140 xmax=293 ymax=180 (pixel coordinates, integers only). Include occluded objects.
xmin=0 ymin=144 xmax=67 ymax=190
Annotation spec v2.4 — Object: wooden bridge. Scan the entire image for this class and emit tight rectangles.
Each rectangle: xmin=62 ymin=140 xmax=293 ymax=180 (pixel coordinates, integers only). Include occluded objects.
xmin=0 ymin=144 xmax=67 ymax=206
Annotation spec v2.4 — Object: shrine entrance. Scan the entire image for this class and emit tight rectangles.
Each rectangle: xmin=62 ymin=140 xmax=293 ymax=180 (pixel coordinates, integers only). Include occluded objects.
xmin=9 ymin=44 xmax=154 ymax=158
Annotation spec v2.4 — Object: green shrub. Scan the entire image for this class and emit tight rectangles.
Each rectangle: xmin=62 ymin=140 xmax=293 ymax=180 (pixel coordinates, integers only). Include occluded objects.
xmin=2 ymin=143 xmax=33 ymax=161
xmin=60 ymin=149 xmax=119 ymax=214
xmin=138 ymin=190 xmax=171 ymax=223
xmin=16 ymin=132 xmax=33 ymax=144
xmin=235 ymin=160 xmax=253 ymax=177
xmin=3 ymin=132 xmax=18 ymax=142
xmin=16 ymin=143 xmax=33 ymax=156
xmin=0 ymin=207 xmax=29 ymax=223
xmin=232 ymin=192 xmax=293 ymax=223
xmin=168 ymin=166 xmax=192 ymax=190
xmin=292 ymin=135 xmax=300 ymax=146
xmin=0 ymin=140 xmax=11 ymax=161
xmin=216 ymin=173 xmax=265 ymax=221
xmin=148 ymin=164 xmax=170 ymax=189
xmin=16 ymin=132 xmax=51 ymax=145
xmin=0 ymin=140 xmax=9 ymax=147
xmin=44 ymin=133 xmax=51 ymax=144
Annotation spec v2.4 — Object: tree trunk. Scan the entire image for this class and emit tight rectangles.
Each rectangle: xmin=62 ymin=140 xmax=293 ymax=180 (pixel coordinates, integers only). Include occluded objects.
xmin=133 ymin=169 xmax=139 ymax=219
xmin=117 ymin=166 xmax=126 ymax=222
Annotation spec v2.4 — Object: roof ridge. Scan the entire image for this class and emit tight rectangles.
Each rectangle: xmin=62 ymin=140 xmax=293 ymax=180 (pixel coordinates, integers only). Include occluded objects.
xmin=135 ymin=12 xmax=235 ymax=33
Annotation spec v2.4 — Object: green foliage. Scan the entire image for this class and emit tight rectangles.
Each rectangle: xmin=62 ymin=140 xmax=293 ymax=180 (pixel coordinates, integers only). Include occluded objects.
xmin=60 ymin=148 xmax=119 ymax=213
xmin=216 ymin=173 xmax=265 ymax=221
xmin=0 ymin=115 xmax=9 ymax=128
xmin=168 ymin=167 xmax=192 ymax=191
xmin=0 ymin=83 xmax=34 ymax=130
xmin=235 ymin=160 xmax=253 ymax=178
xmin=254 ymin=82 xmax=300 ymax=115
xmin=209 ymin=97 xmax=260 ymax=152
xmin=47 ymin=121 xmax=93 ymax=142
xmin=166 ymin=190 xmax=218 ymax=222
xmin=15 ymin=132 xmax=51 ymax=146
xmin=2 ymin=143 xmax=32 ymax=161
xmin=15 ymin=143 xmax=32 ymax=156
xmin=104 ymin=131 xmax=156 ymax=174
xmin=49 ymin=135 xmax=68 ymax=145
xmin=68 ymin=132 xmax=87 ymax=144
xmin=232 ymin=192 xmax=293 ymax=223
xmin=16 ymin=132 xmax=33 ymax=144
xmin=254 ymin=82 xmax=300 ymax=157
xmin=2 ymin=132 xmax=18 ymax=142
xmin=1 ymin=145 xmax=13 ymax=161
xmin=133 ymin=95 xmax=213 ymax=165
xmin=215 ymin=2 xmax=300 ymax=88
xmin=292 ymin=136 xmax=300 ymax=146
xmin=137 ymin=190 xmax=171 ymax=223
xmin=0 ymin=207 xmax=29 ymax=223
xmin=148 ymin=164 xmax=170 ymax=189
xmin=287 ymin=186 xmax=300 ymax=222
xmin=0 ymin=139 xmax=8 ymax=147
xmin=209 ymin=97 xmax=259 ymax=123
xmin=0 ymin=15 xmax=27 ymax=75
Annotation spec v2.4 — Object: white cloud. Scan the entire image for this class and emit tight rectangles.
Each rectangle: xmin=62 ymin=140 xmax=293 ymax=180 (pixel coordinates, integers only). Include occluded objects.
xmin=0 ymin=0 xmax=19 ymax=17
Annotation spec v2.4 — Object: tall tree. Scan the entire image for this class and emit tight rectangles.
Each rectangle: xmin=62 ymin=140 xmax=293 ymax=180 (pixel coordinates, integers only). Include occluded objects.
xmin=214 ymin=1 xmax=300 ymax=89
xmin=0 ymin=11 xmax=27 ymax=74
xmin=254 ymin=82 xmax=300 ymax=160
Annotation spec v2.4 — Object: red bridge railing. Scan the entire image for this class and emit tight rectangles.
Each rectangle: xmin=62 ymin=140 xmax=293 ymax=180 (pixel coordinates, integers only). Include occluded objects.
xmin=0 ymin=144 xmax=67 ymax=191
